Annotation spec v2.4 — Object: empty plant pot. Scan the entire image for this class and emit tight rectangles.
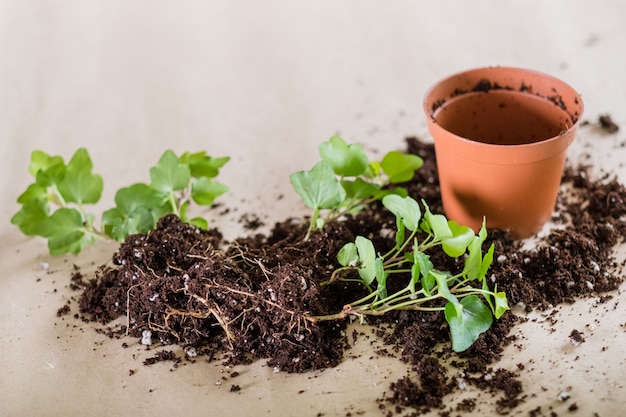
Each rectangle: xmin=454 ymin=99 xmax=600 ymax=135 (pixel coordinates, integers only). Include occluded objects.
xmin=423 ymin=67 xmax=583 ymax=239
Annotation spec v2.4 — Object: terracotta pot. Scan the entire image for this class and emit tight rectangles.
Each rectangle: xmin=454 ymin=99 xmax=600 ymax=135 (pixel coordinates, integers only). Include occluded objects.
xmin=423 ymin=67 xmax=583 ymax=239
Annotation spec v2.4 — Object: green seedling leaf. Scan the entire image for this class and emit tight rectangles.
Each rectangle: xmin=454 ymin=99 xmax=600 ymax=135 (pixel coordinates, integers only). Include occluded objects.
xmin=113 ymin=183 xmax=167 ymax=215
xmin=319 ymin=136 xmax=369 ymax=177
xmin=150 ymin=150 xmax=191 ymax=193
xmin=188 ymin=216 xmax=209 ymax=230
xmin=394 ymin=216 xmax=406 ymax=251
xmin=479 ymin=243 xmax=495 ymax=282
xmin=337 ymin=242 xmax=359 ymax=266
xmin=493 ymin=291 xmax=510 ymax=319
xmin=10 ymin=200 xmax=49 ymax=235
xmin=375 ymin=256 xmax=387 ymax=299
xmin=445 ymin=295 xmax=493 ymax=352
xmin=192 ymin=177 xmax=229 ymax=206
xmin=16 ymin=183 xmax=48 ymax=205
xmin=35 ymin=162 xmax=66 ymax=189
xmin=57 ymin=148 xmax=103 ymax=205
xmin=28 ymin=151 xmax=64 ymax=178
xmin=340 ymin=178 xmax=380 ymax=200
xmin=415 ymin=250 xmax=433 ymax=280
xmin=102 ymin=206 xmax=157 ymax=241
xmin=422 ymin=201 xmax=452 ymax=239
xmin=463 ymin=220 xmax=489 ymax=280
xmin=364 ymin=160 xmax=382 ymax=179
xmin=180 ymin=151 xmax=230 ymax=178
xmin=37 ymin=208 xmax=94 ymax=255
xmin=381 ymin=151 xmax=423 ymax=183
xmin=431 ymin=270 xmax=458 ymax=304
xmin=373 ymin=186 xmax=408 ymax=200
xmin=290 ymin=161 xmax=346 ymax=210
xmin=382 ymin=194 xmax=421 ymax=231
xmin=409 ymin=262 xmax=420 ymax=293
xmin=441 ymin=221 xmax=475 ymax=257
xmin=355 ymin=236 xmax=376 ymax=286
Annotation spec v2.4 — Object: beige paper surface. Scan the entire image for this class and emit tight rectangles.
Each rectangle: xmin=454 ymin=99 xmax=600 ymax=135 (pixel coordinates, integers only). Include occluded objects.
xmin=2 ymin=2 xmax=625 ymax=416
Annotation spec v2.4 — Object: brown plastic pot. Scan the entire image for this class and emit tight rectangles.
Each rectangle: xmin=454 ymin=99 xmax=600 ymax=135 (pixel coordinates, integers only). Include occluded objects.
xmin=423 ymin=67 xmax=583 ymax=239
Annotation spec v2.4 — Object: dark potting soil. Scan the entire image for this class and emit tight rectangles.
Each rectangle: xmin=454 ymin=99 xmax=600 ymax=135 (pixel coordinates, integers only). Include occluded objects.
xmin=75 ymin=136 xmax=626 ymax=415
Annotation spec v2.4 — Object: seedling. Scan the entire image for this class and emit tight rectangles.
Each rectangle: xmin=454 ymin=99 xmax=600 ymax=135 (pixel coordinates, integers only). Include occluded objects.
xmin=290 ymin=136 xmax=423 ymax=240
xmin=11 ymin=148 xmax=229 ymax=255
xmin=311 ymin=194 xmax=509 ymax=352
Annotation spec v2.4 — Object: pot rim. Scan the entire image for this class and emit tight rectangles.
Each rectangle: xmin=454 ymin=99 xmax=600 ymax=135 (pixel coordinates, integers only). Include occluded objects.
xmin=423 ymin=66 xmax=584 ymax=152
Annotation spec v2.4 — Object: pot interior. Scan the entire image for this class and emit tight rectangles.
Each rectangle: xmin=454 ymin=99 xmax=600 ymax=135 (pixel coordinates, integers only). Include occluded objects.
xmin=432 ymin=90 xmax=569 ymax=145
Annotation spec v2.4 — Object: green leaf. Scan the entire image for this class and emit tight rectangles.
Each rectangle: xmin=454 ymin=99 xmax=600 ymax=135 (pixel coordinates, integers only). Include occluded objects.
xmin=493 ymin=291 xmax=510 ymax=319
xmin=355 ymin=236 xmax=377 ymax=286
xmin=11 ymin=200 xmax=50 ymax=235
xmin=114 ymin=183 xmax=167 ymax=215
xmin=340 ymin=178 xmax=380 ymax=200
xmin=37 ymin=208 xmax=94 ymax=255
xmin=364 ymin=160 xmax=382 ymax=178
xmin=150 ymin=150 xmax=191 ymax=193
xmin=479 ymin=243 xmax=495 ymax=282
xmin=16 ymin=183 xmax=48 ymax=205
xmin=337 ymin=242 xmax=358 ymax=266
xmin=29 ymin=151 xmax=64 ymax=178
xmin=445 ymin=296 xmax=493 ymax=352
xmin=431 ymin=270 xmax=458 ymax=304
xmin=409 ymin=262 xmax=420 ymax=294
xmin=102 ymin=207 xmax=157 ymax=241
xmin=319 ymin=136 xmax=369 ymax=177
xmin=415 ymin=250 xmax=433 ymax=281
xmin=191 ymin=177 xmax=229 ymax=206
xmin=35 ymin=162 xmax=66 ymax=188
xmin=381 ymin=151 xmax=423 ymax=184
xmin=414 ymin=249 xmax=436 ymax=297
xmin=375 ymin=256 xmax=387 ymax=299
xmin=180 ymin=151 xmax=230 ymax=178
xmin=441 ymin=221 xmax=475 ymax=257
xmin=422 ymin=201 xmax=452 ymax=239
xmin=372 ymin=186 xmax=408 ymax=200
xmin=57 ymin=148 xmax=104 ymax=205
xmin=394 ymin=216 xmax=405 ymax=251
xmin=290 ymin=161 xmax=346 ymax=210
xmin=463 ymin=221 xmax=489 ymax=280
xmin=188 ymin=216 xmax=209 ymax=230
xmin=382 ymin=194 xmax=421 ymax=232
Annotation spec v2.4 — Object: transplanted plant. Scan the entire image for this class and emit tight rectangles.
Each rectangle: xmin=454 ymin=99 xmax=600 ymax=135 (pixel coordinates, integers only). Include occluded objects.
xmin=312 ymin=194 xmax=509 ymax=352
xmin=11 ymin=148 xmax=229 ymax=255
xmin=290 ymin=135 xmax=423 ymax=240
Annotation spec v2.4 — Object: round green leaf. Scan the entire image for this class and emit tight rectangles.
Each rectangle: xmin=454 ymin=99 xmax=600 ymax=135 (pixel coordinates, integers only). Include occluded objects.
xmin=382 ymin=194 xmax=421 ymax=231
xmin=441 ymin=221 xmax=475 ymax=257
xmin=319 ymin=136 xmax=369 ymax=177
xmin=381 ymin=151 xmax=423 ymax=184
xmin=445 ymin=295 xmax=493 ymax=352
xmin=290 ymin=161 xmax=346 ymax=210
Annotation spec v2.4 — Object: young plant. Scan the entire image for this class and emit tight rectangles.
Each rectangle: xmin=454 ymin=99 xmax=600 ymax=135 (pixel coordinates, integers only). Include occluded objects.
xmin=290 ymin=136 xmax=423 ymax=240
xmin=11 ymin=148 xmax=229 ymax=255
xmin=312 ymin=194 xmax=509 ymax=352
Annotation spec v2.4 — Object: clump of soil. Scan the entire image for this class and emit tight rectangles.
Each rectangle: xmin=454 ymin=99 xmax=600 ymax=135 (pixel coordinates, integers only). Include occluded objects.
xmin=76 ymin=136 xmax=626 ymax=415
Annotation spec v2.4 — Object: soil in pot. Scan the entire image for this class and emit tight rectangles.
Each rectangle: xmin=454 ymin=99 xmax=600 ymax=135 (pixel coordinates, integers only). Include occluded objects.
xmin=73 ymin=135 xmax=626 ymax=415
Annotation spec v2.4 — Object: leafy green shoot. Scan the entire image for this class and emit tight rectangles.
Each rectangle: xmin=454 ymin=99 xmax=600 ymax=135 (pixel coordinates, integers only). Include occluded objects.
xmin=314 ymin=195 xmax=509 ymax=353
xmin=290 ymin=136 xmax=423 ymax=239
xmin=12 ymin=149 xmax=229 ymax=255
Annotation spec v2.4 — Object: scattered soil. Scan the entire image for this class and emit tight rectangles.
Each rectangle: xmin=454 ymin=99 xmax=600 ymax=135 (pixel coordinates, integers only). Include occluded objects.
xmin=598 ymin=114 xmax=620 ymax=133
xmin=75 ymin=136 xmax=626 ymax=415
